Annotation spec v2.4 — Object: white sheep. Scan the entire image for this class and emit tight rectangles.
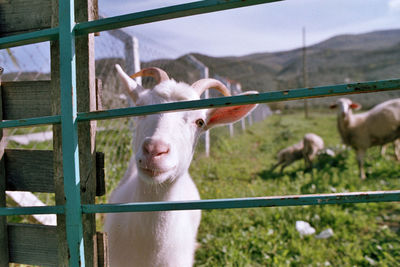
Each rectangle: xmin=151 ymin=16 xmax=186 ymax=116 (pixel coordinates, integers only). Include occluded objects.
xmin=303 ymin=133 xmax=325 ymax=169
xmin=104 ymin=65 xmax=257 ymax=267
xmin=330 ymin=98 xmax=400 ymax=179
xmin=271 ymin=133 xmax=324 ymax=173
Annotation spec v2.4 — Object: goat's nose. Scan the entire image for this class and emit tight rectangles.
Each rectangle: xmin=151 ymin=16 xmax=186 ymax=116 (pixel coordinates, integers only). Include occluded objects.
xmin=142 ymin=138 xmax=170 ymax=158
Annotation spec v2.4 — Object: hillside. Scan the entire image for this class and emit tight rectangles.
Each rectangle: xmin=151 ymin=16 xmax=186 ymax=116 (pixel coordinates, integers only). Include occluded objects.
xmin=3 ymin=29 xmax=400 ymax=109
xmin=140 ymin=29 xmax=400 ymax=108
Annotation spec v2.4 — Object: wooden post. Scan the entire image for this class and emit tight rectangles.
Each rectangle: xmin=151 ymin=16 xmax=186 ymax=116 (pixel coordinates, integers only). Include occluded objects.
xmin=0 ymin=67 xmax=9 ymax=267
xmin=52 ymin=0 xmax=99 ymax=265
xmin=75 ymin=0 xmax=98 ymax=264
xmin=76 ymin=0 xmax=98 ymax=265
xmin=51 ymin=1 xmax=68 ymax=265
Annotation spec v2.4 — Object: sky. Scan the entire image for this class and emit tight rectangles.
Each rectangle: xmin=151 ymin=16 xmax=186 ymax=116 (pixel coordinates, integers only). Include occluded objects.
xmin=1 ymin=0 xmax=400 ymax=73
xmin=98 ymin=0 xmax=400 ymax=58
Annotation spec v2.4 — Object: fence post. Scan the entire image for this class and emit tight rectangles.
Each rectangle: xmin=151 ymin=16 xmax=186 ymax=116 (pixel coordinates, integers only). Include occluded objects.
xmin=108 ymin=26 xmax=141 ymax=85
xmin=185 ymin=55 xmax=210 ymax=156
xmin=50 ymin=1 xmax=70 ymax=265
xmin=241 ymin=118 xmax=246 ymax=131
xmin=52 ymin=0 xmax=99 ymax=265
xmin=108 ymin=27 xmax=141 ymax=150
xmin=75 ymin=0 xmax=99 ymax=265
xmin=0 ymin=67 xmax=9 ymax=267
xmin=248 ymin=112 xmax=253 ymax=126
xmin=225 ymin=80 xmax=235 ymax=137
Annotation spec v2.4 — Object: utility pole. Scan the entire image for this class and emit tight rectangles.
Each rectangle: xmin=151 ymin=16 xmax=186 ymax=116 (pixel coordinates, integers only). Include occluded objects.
xmin=302 ymin=27 xmax=309 ymax=118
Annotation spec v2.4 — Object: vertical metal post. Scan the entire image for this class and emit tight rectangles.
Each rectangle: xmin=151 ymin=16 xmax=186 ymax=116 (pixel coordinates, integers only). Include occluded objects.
xmin=127 ymin=37 xmax=141 ymax=85
xmin=59 ymin=0 xmax=85 ymax=266
xmin=203 ymin=67 xmax=210 ymax=157
xmin=185 ymin=55 xmax=210 ymax=156
xmin=302 ymin=27 xmax=309 ymax=118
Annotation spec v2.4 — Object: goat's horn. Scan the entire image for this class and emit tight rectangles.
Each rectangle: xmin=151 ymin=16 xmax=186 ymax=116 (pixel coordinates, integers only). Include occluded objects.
xmin=130 ymin=67 xmax=169 ymax=84
xmin=191 ymin=79 xmax=231 ymax=97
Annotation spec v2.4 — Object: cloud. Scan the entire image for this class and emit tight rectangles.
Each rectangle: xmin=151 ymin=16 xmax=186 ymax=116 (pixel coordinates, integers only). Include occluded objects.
xmin=389 ymin=0 xmax=400 ymax=12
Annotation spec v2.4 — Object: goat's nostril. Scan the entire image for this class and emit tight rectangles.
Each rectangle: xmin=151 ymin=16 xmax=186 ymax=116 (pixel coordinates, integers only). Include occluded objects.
xmin=143 ymin=139 xmax=170 ymax=157
xmin=156 ymin=147 xmax=170 ymax=157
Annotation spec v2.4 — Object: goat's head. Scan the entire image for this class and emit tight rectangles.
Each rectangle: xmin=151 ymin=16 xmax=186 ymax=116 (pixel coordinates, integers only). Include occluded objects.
xmin=330 ymin=98 xmax=361 ymax=119
xmin=116 ymin=64 xmax=257 ymax=184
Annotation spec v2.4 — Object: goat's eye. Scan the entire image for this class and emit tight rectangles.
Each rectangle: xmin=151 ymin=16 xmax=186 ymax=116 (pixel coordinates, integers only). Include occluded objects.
xmin=195 ymin=119 xmax=205 ymax=128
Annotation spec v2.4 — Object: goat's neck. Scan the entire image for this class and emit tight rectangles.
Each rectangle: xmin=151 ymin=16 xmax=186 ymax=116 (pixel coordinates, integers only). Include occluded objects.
xmin=134 ymin=172 xmax=191 ymax=202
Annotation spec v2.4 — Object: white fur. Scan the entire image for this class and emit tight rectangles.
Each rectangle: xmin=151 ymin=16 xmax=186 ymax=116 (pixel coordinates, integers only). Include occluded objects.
xmin=271 ymin=133 xmax=324 ymax=173
xmin=332 ymin=98 xmax=400 ymax=179
xmin=105 ymin=65 xmax=257 ymax=267
xmin=302 ymin=133 xmax=325 ymax=169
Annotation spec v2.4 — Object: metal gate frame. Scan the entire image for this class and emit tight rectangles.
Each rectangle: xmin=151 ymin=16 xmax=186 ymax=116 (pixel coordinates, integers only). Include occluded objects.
xmin=1 ymin=0 xmax=399 ymax=266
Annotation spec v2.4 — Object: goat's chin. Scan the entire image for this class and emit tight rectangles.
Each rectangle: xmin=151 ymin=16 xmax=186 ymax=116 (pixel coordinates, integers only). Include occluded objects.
xmin=137 ymin=166 xmax=177 ymax=185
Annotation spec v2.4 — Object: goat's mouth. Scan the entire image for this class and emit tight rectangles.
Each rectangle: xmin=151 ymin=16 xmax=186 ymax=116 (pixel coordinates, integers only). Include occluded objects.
xmin=139 ymin=167 xmax=165 ymax=177
xmin=138 ymin=165 xmax=176 ymax=178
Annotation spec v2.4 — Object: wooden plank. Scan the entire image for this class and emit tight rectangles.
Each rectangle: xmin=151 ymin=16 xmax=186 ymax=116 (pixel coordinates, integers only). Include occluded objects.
xmin=5 ymin=149 xmax=105 ymax=195
xmin=0 ymin=0 xmax=52 ymax=37
xmin=8 ymin=223 xmax=57 ymax=266
xmin=1 ymin=81 xmax=52 ymax=120
xmin=6 ymin=191 xmax=57 ymax=225
xmin=50 ymin=0 xmax=68 ymax=263
xmin=76 ymin=0 xmax=99 ymax=265
xmin=6 ymin=149 xmax=53 ymax=192
xmin=0 ymin=66 xmax=9 ymax=266
xmin=96 ymin=78 xmax=103 ymax=111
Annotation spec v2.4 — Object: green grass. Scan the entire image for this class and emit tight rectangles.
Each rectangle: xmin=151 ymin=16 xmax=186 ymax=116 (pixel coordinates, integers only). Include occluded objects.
xmin=7 ymin=112 xmax=400 ymax=266
xmin=95 ymin=111 xmax=399 ymax=266
xmin=188 ymin=111 xmax=400 ymax=266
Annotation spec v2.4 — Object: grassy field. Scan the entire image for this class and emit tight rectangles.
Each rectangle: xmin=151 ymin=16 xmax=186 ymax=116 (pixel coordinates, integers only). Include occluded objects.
xmin=7 ymin=111 xmax=400 ymax=266
xmin=188 ymin=111 xmax=400 ymax=266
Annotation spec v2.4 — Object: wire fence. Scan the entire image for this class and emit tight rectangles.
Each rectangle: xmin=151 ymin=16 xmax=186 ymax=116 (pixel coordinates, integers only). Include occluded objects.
xmin=2 ymin=19 xmax=399 ymax=221
xmin=0 ymin=25 xmax=271 ymax=218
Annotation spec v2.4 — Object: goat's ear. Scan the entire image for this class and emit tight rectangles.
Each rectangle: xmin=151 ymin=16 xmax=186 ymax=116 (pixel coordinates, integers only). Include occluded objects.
xmin=115 ymin=64 xmax=143 ymax=103
xmin=350 ymin=102 xmax=361 ymax=110
xmin=329 ymin=103 xmax=337 ymax=109
xmin=205 ymin=91 xmax=258 ymax=130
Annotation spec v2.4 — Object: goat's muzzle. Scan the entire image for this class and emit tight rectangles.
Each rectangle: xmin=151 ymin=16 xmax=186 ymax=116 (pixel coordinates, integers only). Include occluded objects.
xmin=137 ymin=138 xmax=173 ymax=177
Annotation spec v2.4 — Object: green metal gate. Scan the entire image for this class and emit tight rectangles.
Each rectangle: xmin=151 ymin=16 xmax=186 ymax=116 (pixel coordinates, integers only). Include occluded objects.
xmin=0 ymin=0 xmax=399 ymax=266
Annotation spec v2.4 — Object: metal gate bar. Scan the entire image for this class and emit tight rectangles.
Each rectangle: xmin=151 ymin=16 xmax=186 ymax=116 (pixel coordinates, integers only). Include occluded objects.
xmin=0 ymin=0 xmax=399 ymax=266
xmin=1 ymin=78 xmax=400 ymax=129
xmin=82 ymin=190 xmax=400 ymax=214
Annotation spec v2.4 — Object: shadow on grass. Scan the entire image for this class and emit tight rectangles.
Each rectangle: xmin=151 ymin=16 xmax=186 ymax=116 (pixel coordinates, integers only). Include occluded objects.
xmin=258 ymin=168 xmax=301 ymax=181
xmin=366 ymin=165 xmax=400 ymax=180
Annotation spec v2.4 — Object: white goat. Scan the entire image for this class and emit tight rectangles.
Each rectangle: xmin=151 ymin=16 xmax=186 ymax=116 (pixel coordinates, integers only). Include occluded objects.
xmin=104 ymin=65 xmax=257 ymax=267
xmin=271 ymin=133 xmax=324 ymax=173
xmin=330 ymin=98 xmax=400 ymax=179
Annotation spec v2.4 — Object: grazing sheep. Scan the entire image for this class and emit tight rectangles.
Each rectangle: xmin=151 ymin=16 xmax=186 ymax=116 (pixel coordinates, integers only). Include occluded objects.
xmin=104 ymin=65 xmax=257 ymax=267
xmin=330 ymin=98 xmax=400 ymax=179
xmin=303 ymin=133 xmax=325 ymax=169
xmin=271 ymin=133 xmax=324 ymax=173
